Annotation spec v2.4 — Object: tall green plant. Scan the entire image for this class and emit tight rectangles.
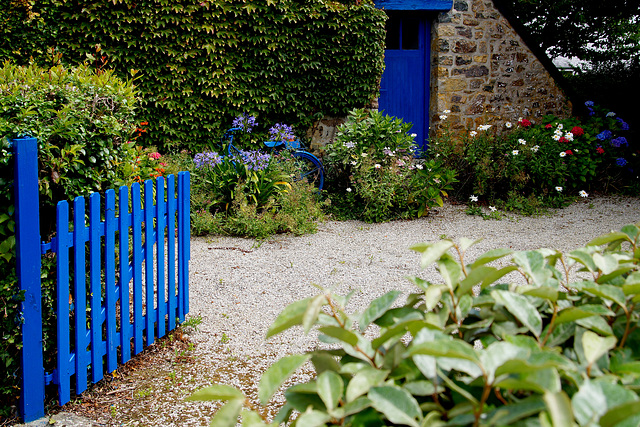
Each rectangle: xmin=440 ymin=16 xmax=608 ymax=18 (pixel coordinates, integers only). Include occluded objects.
xmin=189 ymin=223 xmax=640 ymax=426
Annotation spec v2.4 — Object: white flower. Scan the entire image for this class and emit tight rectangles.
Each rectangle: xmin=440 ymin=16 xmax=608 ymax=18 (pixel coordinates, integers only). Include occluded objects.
xmin=512 ymin=150 xmax=519 ymax=155
xmin=470 ymin=131 xmax=478 ymax=137
xmin=489 ymin=206 xmax=497 ymax=212
xmin=361 ymin=153 xmax=367 ymax=157
xmin=564 ymin=132 xmax=574 ymax=141
xmin=579 ymin=190 xmax=588 ymax=198
xmin=415 ymin=164 xmax=424 ymax=170
xmin=556 ymin=186 xmax=563 ymax=192
xmin=518 ymin=139 xmax=526 ymax=145
xmin=374 ymin=163 xmax=381 ymax=169
xmin=443 ymin=109 xmax=451 ymax=114
xmin=606 ymin=111 xmax=616 ymax=117
xmin=554 ymin=129 xmax=563 ymax=136
xmin=439 ymin=114 xmax=448 ymax=120
xmin=557 ymin=124 xmax=564 ymax=130
xmin=559 ymin=152 xmax=566 ymax=157
xmin=410 ymin=133 xmax=417 ymax=138
xmin=531 ymin=145 xmax=540 ymax=152
xmin=553 ymin=134 xmax=561 ymax=141
xmin=518 ymin=117 xmax=523 ymax=122
xmin=505 ymin=122 xmax=512 ymax=128
xmin=346 ymin=187 xmax=352 ymax=192
xmin=469 ymin=195 xmax=478 ymax=202
xmin=477 ymin=124 xmax=492 ymax=131
xmin=351 ymin=161 xmax=357 ymax=166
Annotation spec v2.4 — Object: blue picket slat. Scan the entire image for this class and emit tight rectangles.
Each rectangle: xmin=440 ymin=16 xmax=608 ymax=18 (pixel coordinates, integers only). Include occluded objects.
xmin=89 ymin=193 xmax=102 ymax=383
xmin=118 ymin=185 xmax=132 ymax=364
xmin=104 ymin=190 xmax=117 ymax=372
xmin=167 ymin=175 xmax=176 ymax=331
xmin=156 ymin=177 xmax=166 ymax=338
xmin=72 ymin=197 xmax=89 ymax=395
xmin=56 ymin=201 xmax=72 ymax=406
xmin=144 ymin=180 xmax=155 ymax=346
xmin=13 ymin=137 xmax=45 ymax=422
xmin=131 ymin=184 xmax=144 ymax=355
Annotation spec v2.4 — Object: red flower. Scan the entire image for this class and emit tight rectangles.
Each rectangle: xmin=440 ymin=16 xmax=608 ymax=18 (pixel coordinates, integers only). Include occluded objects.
xmin=545 ymin=124 xmax=553 ymax=129
xmin=596 ymin=147 xmax=605 ymax=154
xmin=519 ymin=119 xmax=532 ymax=127
xmin=571 ymin=126 xmax=584 ymax=136
xmin=565 ymin=150 xmax=574 ymax=155
xmin=559 ymin=137 xmax=569 ymax=143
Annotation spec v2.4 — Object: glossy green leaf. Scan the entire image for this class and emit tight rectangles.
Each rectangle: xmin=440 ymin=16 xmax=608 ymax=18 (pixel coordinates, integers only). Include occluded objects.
xmin=543 ymin=391 xmax=574 ymax=427
xmin=588 ymin=232 xmax=630 ymax=246
xmin=303 ymin=294 xmax=327 ymax=333
xmin=317 ymin=370 xmax=344 ymax=411
xmin=408 ymin=339 xmax=479 ymax=363
xmin=492 ymin=290 xmax=543 ymax=338
xmin=209 ymin=399 xmax=244 ymax=427
xmin=411 ymin=240 xmax=454 ymax=269
xmin=258 ymin=354 xmax=310 ymax=405
xmin=318 ymin=326 xmax=359 ymax=347
xmin=457 ymin=266 xmax=496 ymax=297
xmin=368 ymin=386 xmax=421 ymax=427
xmin=359 ymin=290 xmax=401 ymax=331
xmin=554 ymin=307 xmax=597 ymax=325
xmin=568 ymin=249 xmax=598 ymax=272
xmin=583 ymin=331 xmax=617 ymax=367
xmin=480 ymin=341 xmax=530 ymax=383
xmin=437 ymin=257 xmax=462 ymax=290
xmin=469 ymin=248 xmax=513 ymax=268
xmin=241 ymin=411 xmax=269 ymax=427
xmin=513 ymin=250 xmax=551 ymax=286
xmin=186 ymin=384 xmax=245 ymax=401
xmin=294 ymin=409 xmax=332 ymax=427
xmin=582 ymin=284 xmax=626 ymax=306
xmin=600 ymin=400 xmax=640 ymax=427
xmin=266 ymin=297 xmax=312 ymax=338
xmin=346 ymin=367 xmax=389 ymax=402
xmin=486 ymin=396 xmax=545 ymax=426
xmin=459 ymin=237 xmax=483 ymax=252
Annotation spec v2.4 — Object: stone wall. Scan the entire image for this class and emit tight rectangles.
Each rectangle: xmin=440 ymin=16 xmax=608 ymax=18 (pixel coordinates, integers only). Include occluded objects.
xmin=431 ymin=0 xmax=571 ymax=134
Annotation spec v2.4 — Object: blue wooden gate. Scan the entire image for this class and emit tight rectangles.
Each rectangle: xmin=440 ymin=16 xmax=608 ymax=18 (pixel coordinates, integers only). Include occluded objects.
xmin=13 ymin=137 xmax=191 ymax=422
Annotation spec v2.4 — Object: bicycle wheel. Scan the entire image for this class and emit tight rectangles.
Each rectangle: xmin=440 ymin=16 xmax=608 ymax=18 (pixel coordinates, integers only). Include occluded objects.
xmin=290 ymin=151 xmax=324 ymax=191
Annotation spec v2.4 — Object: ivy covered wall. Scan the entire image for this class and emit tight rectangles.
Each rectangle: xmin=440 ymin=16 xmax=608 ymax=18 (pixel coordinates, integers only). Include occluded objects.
xmin=1 ymin=0 xmax=386 ymax=150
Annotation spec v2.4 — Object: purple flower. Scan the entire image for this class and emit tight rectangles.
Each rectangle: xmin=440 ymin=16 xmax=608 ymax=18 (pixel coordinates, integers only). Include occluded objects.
xmin=596 ymin=130 xmax=613 ymax=140
xmin=616 ymin=158 xmax=628 ymax=167
xmin=617 ymin=117 xmax=630 ymax=131
xmin=610 ymin=137 xmax=628 ymax=148
xmin=269 ymin=123 xmax=295 ymax=143
xmin=236 ymin=150 xmax=271 ymax=171
xmin=585 ymin=101 xmax=595 ymax=107
xmin=194 ymin=151 xmax=223 ymax=168
xmin=232 ymin=113 xmax=257 ymax=133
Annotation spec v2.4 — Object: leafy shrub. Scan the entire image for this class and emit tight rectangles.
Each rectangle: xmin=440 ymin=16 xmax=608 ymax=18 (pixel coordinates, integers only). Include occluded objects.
xmin=432 ymin=102 xmax=637 ymax=212
xmin=190 ymin=222 xmax=640 ymax=426
xmin=2 ymin=0 xmax=386 ymax=151
xmin=324 ymin=109 xmax=457 ymax=222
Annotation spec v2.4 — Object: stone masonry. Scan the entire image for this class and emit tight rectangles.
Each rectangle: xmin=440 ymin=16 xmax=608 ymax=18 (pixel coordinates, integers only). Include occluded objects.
xmin=431 ymin=0 xmax=572 ymax=134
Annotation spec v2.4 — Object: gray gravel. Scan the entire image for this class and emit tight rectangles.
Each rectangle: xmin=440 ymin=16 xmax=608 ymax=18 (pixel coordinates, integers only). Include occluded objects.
xmin=21 ymin=196 xmax=640 ymax=426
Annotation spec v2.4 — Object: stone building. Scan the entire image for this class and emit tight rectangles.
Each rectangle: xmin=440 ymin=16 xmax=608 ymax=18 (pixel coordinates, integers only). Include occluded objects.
xmin=312 ymin=0 xmax=573 ymax=150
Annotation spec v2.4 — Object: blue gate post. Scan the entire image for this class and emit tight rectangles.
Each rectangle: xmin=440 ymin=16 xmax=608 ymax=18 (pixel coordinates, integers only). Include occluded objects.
xmin=13 ymin=137 xmax=45 ymax=422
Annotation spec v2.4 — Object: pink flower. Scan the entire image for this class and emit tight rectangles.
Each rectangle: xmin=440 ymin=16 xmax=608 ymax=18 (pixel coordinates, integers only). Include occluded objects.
xmin=519 ymin=119 xmax=532 ymax=127
xmin=545 ymin=124 xmax=553 ymax=129
xmin=565 ymin=150 xmax=574 ymax=156
xmin=596 ymin=147 xmax=605 ymax=154
xmin=149 ymin=152 xmax=162 ymax=160
xmin=559 ymin=137 xmax=569 ymax=143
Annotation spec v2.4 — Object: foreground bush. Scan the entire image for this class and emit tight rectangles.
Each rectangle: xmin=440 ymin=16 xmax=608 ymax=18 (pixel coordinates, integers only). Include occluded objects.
xmin=190 ymin=222 xmax=640 ymax=426
xmin=432 ymin=103 xmax=637 ymax=213
xmin=324 ymin=109 xmax=457 ymax=222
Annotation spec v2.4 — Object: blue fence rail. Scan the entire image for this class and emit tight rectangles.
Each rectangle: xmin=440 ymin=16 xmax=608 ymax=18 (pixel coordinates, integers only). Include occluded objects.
xmin=13 ymin=137 xmax=191 ymax=422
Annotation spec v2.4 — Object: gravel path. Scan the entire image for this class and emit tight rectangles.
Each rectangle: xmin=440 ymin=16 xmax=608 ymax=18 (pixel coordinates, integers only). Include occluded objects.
xmin=24 ymin=196 xmax=640 ymax=426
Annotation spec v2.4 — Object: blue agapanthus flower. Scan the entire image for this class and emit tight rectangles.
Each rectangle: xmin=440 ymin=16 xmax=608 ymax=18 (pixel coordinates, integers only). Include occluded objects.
xmin=232 ymin=113 xmax=257 ymax=133
xmin=611 ymin=137 xmax=629 ymax=148
xmin=236 ymin=150 xmax=271 ymax=171
xmin=585 ymin=101 xmax=595 ymax=107
xmin=596 ymin=130 xmax=613 ymax=140
xmin=616 ymin=158 xmax=628 ymax=167
xmin=269 ymin=123 xmax=296 ymax=143
xmin=194 ymin=151 xmax=224 ymax=168
xmin=617 ymin=117 xmax=630 ymax=131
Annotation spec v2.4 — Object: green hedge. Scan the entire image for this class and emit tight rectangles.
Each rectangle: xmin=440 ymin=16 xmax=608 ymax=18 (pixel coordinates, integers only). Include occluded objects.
xmin=2 ymin=0 xmax=386 ymax=151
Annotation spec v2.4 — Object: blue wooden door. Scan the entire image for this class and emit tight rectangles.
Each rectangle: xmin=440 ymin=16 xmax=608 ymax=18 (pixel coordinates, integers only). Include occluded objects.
xmin=379 ymin=13 xmax=430 ymax=152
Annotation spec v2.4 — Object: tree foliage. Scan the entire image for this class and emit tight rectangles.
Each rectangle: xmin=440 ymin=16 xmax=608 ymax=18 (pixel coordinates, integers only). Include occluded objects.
xmin=504 ymin=0 xmax=640 ymax=65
